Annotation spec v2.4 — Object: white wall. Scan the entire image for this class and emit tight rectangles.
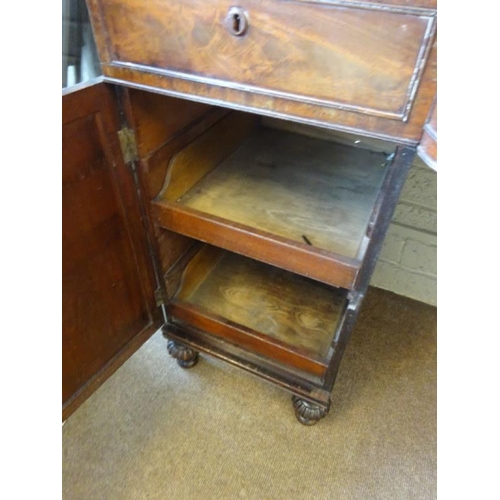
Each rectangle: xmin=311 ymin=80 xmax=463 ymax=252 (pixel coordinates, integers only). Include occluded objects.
xmin=371 ymin=156 xmax=437 ymax=306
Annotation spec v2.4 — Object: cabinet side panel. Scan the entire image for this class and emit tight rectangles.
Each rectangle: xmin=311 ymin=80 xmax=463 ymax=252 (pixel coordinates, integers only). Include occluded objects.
xmin=121 ymin=88 xmax=236 ymax=279
xmin=123 ymin=88 xmax=215 ymax=158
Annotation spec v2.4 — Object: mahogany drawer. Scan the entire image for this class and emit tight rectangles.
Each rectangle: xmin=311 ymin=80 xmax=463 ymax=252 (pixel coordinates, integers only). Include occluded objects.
xmin=87 ymin=0 xmax=437 ymax=143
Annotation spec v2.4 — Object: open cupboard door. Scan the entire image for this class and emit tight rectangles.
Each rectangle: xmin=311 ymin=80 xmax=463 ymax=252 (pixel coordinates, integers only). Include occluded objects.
xmin=62 ymin=79 xmax=164 ymax=420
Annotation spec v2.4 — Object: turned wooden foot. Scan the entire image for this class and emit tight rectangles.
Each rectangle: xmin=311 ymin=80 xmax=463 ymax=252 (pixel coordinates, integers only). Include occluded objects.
xmin=166 ymin=339 xmax=199 ymax=368
xmin=292 ymin=396 xmax=328 ymax=425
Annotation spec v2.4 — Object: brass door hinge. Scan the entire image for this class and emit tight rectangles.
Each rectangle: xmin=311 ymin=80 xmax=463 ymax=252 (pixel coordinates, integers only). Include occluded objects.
xmin=117 ymin=127 xmax=138 ymax=164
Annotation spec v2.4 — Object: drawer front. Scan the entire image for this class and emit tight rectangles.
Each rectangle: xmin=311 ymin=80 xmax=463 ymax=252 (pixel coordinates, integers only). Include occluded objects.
xmin=96 ymin=0 xmax=435 ymax=122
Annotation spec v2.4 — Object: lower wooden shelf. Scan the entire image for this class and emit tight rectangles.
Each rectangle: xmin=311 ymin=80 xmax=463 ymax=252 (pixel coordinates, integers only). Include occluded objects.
xmin=166 ymin=245 xmax=348 ymax=379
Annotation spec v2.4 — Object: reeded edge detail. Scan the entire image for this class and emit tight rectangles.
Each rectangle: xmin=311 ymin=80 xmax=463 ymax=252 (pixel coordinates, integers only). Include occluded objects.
xmin=292 ymin=395 xmax=328 ymax=425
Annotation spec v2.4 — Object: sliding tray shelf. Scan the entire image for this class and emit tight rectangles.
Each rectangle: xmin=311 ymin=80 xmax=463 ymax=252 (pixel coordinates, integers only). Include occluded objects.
xmin=151 ymin=115 xmax=394 ymax=290
xmin=167 ymin=244 xmax=348 ymax=381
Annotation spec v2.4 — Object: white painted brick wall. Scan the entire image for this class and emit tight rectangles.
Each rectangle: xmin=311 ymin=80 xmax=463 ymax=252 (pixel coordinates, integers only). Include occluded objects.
xmin=371 ymin=156 xmax=437 ymax=306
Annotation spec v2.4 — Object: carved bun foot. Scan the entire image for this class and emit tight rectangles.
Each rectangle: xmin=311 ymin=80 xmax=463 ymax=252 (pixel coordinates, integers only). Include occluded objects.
xmin=292 ymin=396 xmax=328 ymax=425
xmin=166 ymin=339 xmax=199 ymax=369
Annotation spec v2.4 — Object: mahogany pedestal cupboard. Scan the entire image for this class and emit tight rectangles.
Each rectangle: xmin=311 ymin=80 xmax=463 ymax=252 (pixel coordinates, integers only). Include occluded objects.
xmin=62 ymin=0 xmax=437 ymax=424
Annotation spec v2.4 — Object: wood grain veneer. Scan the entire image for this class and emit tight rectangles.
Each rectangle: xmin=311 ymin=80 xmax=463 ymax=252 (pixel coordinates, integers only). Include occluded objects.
xmin=87 ymin=0 xmax=437 ymax=143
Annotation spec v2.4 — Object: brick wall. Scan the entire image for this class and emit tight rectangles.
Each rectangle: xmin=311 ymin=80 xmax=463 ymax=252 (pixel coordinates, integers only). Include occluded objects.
xmin=371 ymin=156 xmax=437 ymax=306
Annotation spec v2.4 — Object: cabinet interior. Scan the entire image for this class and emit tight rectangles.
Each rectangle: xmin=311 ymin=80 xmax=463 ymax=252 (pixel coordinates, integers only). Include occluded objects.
xmin=169 ymin=124 xmax=388 ymax=259
xmin=123 ymin=87 xmax=404 ymax=395
xmin=148 ymin=109 xmax=397 ymax=289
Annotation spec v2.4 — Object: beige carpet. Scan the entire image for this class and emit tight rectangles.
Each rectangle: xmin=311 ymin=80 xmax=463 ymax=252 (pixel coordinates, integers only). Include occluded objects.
xmin=62 ymin=288 xmax=436 ymax=500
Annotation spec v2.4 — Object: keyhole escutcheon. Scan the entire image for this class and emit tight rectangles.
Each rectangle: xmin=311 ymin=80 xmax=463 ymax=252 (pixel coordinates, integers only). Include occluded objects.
xmin=233 ymin=14 xmax=241 ymax=33
xmin=226 ymin=7 xmax=249 ymax=36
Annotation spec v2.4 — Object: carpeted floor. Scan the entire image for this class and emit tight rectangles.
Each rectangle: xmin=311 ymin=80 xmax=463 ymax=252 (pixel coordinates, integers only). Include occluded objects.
xmin=62 ymin=287 xmax=436 ymax=500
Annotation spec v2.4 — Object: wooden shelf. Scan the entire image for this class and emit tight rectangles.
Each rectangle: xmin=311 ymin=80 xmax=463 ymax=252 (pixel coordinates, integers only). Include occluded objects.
xmin=152 ymin=115 xmax=391 ymax=289
xmin=168 ymin=245 xmax=347 ymax=378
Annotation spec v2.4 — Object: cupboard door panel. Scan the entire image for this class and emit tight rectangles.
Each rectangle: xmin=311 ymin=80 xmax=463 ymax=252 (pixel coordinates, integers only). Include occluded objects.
xmin=63 ymin=80 xmax=162 ymax=419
